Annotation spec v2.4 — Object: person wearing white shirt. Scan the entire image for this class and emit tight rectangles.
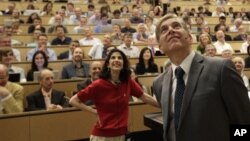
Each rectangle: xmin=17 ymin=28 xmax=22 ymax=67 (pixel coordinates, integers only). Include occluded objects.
xmin=79 ymin=27 xmax=101 ymax=46
xmin=73 ymin=17 xmax=88 ymax=33
xmin=48 ymin=9 xmax=72 ymax=25
xmin=88 ymin=34 xmax=112 ymax=59
xmin=69 ymin=7 xmax=83 ymax=25
xmin=213 ymin=30 xmax=234 ymax=54
xmin=229 ymin=18 xmax=242 ymax=32
xmin=118 ymin=33 xmax=140 ymax=58
xmin=211 ymin=6 xmax=225 ymax=17
xmin=240 ymin=34 xmax=250 ymax=53
xmin=0 ymin=48 xmax=26 ymax=82
xmin=232 ymin=56 xmax=249 ymax=90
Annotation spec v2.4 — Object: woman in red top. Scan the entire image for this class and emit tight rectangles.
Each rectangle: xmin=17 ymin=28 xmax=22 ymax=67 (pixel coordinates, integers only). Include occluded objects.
xmin=70 ymin=49 xmax=159 ymax=141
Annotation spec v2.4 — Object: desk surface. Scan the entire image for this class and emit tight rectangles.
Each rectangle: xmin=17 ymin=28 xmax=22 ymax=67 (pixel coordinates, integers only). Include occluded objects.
xmin=144 ymin=112 xmax=163 ymax=134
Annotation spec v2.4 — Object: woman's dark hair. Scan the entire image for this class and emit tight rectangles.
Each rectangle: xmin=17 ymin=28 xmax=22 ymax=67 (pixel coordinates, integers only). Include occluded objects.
xmin=26 ymin=13 xmax=41 ymax=24
xmin=138 ymin=47 xmax=154 ymax=66
xmin=31 ymin=50 xmax=48 ymax=71
xmin=247 ymin=45 xmax=250 ymax=56
xmin=100 ymin=49 xmax=130 ymax=82
xmin=43 ymin=1 xmax=53 ymax=13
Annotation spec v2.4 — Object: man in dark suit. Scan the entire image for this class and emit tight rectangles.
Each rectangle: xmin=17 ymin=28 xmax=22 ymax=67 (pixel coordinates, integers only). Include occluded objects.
xmin=77 ymin=61 xmax=102 ymax=91
xmin=57 ymin=40 xmax=80 ymax=60
xmin=61 ymin=48 xmax=90 ymax=79
xmin=153 ymin=14 xmax=250 ymax=141
xmin=26 ymin=69 xmax=68 ymax=111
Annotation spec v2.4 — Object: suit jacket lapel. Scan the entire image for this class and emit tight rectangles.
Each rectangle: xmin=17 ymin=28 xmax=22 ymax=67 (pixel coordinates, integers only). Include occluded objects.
xmin=51 ymin=90 xmax=57 ymax=104
xmin=161 ymin=66 xmax=173 ymax=132
xmin=179 ymin=54 xmax=204 ymax=129
xmin=37 ymin=90 xmax=46 ymax=109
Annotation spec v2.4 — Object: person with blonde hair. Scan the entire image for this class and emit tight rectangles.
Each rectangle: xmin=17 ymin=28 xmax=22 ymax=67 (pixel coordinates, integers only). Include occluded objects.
xmin=232 ymin=56 xmax=249 ymax=89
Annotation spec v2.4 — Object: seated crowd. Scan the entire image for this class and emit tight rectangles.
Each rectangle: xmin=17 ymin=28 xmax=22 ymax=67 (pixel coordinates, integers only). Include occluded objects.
xmin=1 ymin=0 xmax=250 ymax=115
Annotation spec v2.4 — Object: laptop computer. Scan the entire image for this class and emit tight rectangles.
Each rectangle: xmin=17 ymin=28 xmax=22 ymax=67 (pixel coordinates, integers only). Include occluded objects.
xmin=23 ymin=10 xmax=41 ymax=16
xmin=4 ymin=19 xmax=13 ymax=26
xmin=33 ymin=70 xmax=60 ymax=81
xmin=76 ymin=28 xmax=85 ymax=34
xmin=8 ymin=73 xmax=20 ymax=82
xmin=111 ymin=19 xmax=125 ymax=26
xmin=101 ymin=25 xmax=113 ymax=33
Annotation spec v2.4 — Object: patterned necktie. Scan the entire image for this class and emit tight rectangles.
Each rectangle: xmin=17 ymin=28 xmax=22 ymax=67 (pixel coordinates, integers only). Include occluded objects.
xmin=174 ymin=67 xmax=185 ymax=130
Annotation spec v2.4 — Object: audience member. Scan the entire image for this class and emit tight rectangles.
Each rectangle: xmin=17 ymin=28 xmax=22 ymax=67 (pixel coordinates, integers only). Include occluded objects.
xmin=48 ymin=9 xmax=71 ymax=25
xmin=133 ymin=23 xmax=149 ymax=44
xmin=240 ymin=34 xmax=250 ymax=53
xmin=73 ymin=17 xmax=88 ymax=33
xmin=130 ymin=8 xmax=144 ymax=24
xmin=213 ymin=30 xmax=234 ymax=54
xmin=88 ymin=34 xmax=112 ymax=59
xmin=0 ymin=48 xmax=26 ymax=82
xmin=135 ymin=47 xmax=158 ymax=75
xmin=62 ymin=48 xmax=90 ymax=79
xmin=121 ymin=18 xmax=136 ymax=33
xmin=79 ymin=27 xmax=101 ymax=46
xmin=28 ymin=17 xmax=46 ymax=34
xmin=221 ymin=49 xmax=233 ymax=60
xmin=88 ymin=9 xmax=101 ymax=25
xmin=27 ymin=33 xmax=57 ymax=61
xmin=26 ymin=13 xmax=41 ymax=24
xmin=26 ymin=69 xmax=68 ymax=111
xmin=204 ymin=44 xmax=217 ymax=57
xmin=232 ymin=56 xmax=249 ymax=90
xmin=69 ymin=7 xmax=83 ymax=25
xmin=118 ymin=32 xmax=140 ymax=58
xmin=110 ymin=24 xmax=123 ymax=45
xmin=47 ymin=15 xmax=68 ymax=33
xmin=77 ymin=61 xmax=102 ymax=91
xmin=40 ymin=1 xmax=54 ymax=16
xmin=0 ymin=64 xmax=24 ymax=114
xmin=26 ymin=51 xmax=51 ymax=81
xmin=214 ymin=16 xmax=228 ymax=32
xmin=233 ymin=25 xmax=248 ymax=41
xmin=229 ymin=18 xmax=243 ymax=32
xmin=94 ymin=13 xmax=112 ymax=33
xmin=58 ymin=40 xmax=80 ymax=60
xmin=196 ymin=33 xmax=212 ymax=54
xmin=51 ymin=25 xmax=72 ymax=45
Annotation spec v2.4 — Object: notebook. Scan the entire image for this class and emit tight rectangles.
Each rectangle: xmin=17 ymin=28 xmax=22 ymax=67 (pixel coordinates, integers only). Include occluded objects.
xmin=33 ymin=70 xmax=60 ymax=81
xmin=8 ymin=73 xmax=20 ymax=82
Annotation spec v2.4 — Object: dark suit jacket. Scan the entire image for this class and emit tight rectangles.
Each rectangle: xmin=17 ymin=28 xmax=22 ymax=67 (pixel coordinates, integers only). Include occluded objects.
xmin=28 ymin=25 xmax=46 ymax=33
xmin=233 ymin=34 xmax=247 ymax=41
xmin=61 ymin=62 xmax=90 ymax=79
xmin=153 ymin=53 xmax=250 ymax=141
xmin=77 ymin=78 xmax=92 ymax=92
xmin=26 ymin=89 xmax=68 ymax=111
xmin=77 ymin=78 xmax=93 ymax=105
xmin=57 ymin=51 xmax=69 ymax=60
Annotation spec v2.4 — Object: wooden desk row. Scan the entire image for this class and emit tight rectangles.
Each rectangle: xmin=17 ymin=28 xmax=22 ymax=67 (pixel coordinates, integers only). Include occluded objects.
xmin=8 ymin=23 xmax=250 ymax=35
xmin=12 ymin=41 xmax=245 ymax=62
xmin=10 ymin=31 xmax=248 ymax=46
xmin=169 ymin=1 xmax=250 ymax=11
xmin=0 ymin=103 xmax=160 ymax=141
xmin=0 ymin=1 xmax=150 ymax=13
xmin=12 ymin=56 xmax=168 ymax=76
